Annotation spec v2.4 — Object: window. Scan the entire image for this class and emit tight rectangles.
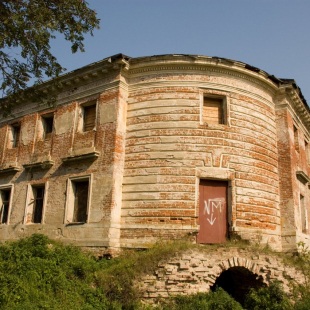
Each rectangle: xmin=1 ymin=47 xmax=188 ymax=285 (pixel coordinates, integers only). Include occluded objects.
xmin=300 ymin=194 xmax=308 ymax=233
xmin=202 ymin=96 xmax=225 ymax=125
xmin=83 ymin=103 xmax=96 ymax=132
xmin=42 ymin=114 xmax=54 ymax=139
xmin=66 ymin=177 xmax=90 ymax=223
xmin=294 ymin=125 xmax=299 ymax=152
xmin=32 ymin=186 xmax=44 ymax=223
xmin=305 ymin=140 xmax=310 ymax=164
xmin=25 ymin=185 xmax=45 ymax=224
xmin=0 ymin=188 xmax=11 ymax=224
xmin=9 ymin=124 xmax=21 ymax=148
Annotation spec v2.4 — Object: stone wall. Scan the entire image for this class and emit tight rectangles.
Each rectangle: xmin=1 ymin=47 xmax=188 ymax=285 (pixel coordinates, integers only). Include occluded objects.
xmin=139 ymin=247 xmax=304 ymax=301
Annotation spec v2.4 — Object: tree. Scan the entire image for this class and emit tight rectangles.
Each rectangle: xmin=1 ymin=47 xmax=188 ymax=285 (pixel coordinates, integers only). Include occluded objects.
xmin=0 ymin=0 xmax=100 ymax=115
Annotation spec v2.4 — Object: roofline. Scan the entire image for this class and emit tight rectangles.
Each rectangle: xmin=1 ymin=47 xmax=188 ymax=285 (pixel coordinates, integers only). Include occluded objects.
xmin=1 ymin=53 xmax=308 ymax=111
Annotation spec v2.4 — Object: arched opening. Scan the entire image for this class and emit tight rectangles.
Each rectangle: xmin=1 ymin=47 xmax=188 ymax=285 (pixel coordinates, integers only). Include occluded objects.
xmin=210 ymin=266 xmax=265 ymax=306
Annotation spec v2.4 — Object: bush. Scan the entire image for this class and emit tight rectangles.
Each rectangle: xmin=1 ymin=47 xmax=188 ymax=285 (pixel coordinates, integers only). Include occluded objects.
xmin=0 ymin=234 xmax=120 ymax=309
xmin=244 ymin=281 xmax=292 ymax=310
xmin=161 ymin=288 xmax=243 ymax=310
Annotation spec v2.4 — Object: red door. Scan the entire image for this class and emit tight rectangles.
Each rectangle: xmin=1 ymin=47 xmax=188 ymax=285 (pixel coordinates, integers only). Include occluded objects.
xmin=197 ymin=180 xmax=228 ymax=243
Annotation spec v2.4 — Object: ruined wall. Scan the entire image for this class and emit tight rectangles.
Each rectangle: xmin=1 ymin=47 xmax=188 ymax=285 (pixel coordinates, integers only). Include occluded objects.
xmin=139 ymin=247 xmax=304 ymax=302
xmin=0 ymin=70 xmax=125 ymax=250
xmin=121 ymin=57 xmax=281 ymax=249
xmin=0 ymin=54 xmax=309 ymax=253
xmin=276 ymin=95 xmax=310 ymax=251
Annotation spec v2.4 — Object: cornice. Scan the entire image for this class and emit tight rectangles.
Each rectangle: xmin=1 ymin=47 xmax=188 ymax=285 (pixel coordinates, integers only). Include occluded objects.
xmin=284 ymin=85 xmax=310 ymax=131
xmin=128 ymin=80 xmax=275 ymax=110
xmin=128 ymin=62 xmax=278 ymax=98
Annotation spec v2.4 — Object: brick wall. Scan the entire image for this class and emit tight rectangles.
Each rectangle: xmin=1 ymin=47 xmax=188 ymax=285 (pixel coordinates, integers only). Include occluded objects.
xmin=122 ymin=58 xmax=282 ymax=250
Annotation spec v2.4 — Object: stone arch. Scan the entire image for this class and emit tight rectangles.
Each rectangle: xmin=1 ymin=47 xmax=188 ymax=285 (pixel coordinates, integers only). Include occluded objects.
xmin=139 ymin=248 xmax=305 ymax=303
xmin=210 ymin=256 xmax=267 ymax=287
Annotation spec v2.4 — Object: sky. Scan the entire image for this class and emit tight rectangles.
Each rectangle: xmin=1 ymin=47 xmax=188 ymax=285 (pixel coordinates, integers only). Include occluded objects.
xmin=50 ymin=0 xmax=310 ymax=103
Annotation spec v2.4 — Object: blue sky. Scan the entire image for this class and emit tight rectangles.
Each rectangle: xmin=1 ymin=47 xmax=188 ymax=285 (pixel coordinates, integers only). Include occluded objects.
xmin=51 ymin=0 xmax=310 ymax=103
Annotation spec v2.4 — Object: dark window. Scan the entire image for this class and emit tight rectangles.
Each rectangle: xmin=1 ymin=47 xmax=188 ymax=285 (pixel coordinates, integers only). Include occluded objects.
xmin=42 ymin=115 xmax=54 ymax=139
xmin=203 ymin=97 xmax=225 ymax=124
xmin=0 ymin=189 xmax=11 ymax=224
xmin=83 ymin=104 xmax=96 ymax=131
xmin=73 ymin=180 xmax=89 ymax=222
xmin=294 ymin=125 xmax=299 ymax=152
xmin=32 ymin=186 xmax=44 ymax=223
xmin=11 ymin=124 xmax=21 ymax=148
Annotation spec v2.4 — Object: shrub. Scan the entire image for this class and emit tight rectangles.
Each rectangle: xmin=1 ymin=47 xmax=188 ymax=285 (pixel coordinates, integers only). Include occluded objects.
xmin=161 ymin=288 xmax=243 ymax=310
xmin=0 ymin=234 xmax=119 ymax=309
xmin=244 ymin=281 xmax=292 ymax=310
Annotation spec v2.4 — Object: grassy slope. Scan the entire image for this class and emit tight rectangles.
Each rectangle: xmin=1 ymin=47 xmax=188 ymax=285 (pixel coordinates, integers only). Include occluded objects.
xmin=0 ymin=234 xmax=309 ymax=310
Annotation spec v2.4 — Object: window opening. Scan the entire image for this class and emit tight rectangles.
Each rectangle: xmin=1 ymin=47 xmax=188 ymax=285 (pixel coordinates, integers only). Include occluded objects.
xmin=203 ymin=97 xmax=225 ymax=124
xmin=72 ymin=180 xmax=89 ymax=222
xmin=300 ymin=194 xmax=308 ymax=233
xmin=294 ymin=125 xmax=299 ymax=152
xmin=32 ymin=186 xmax=45 ymax=223
xmin=0 ymin=188 xmax=11 ymax=224
xmin=42 ymin=115 xmax=54 ymax=139
xmin=11 ymin=124 xmax=21 ymax=148
xmin=83 ymin=104 xmax=96 ymax=132
xmin=305 ymin=141 xmax=310 ymax=164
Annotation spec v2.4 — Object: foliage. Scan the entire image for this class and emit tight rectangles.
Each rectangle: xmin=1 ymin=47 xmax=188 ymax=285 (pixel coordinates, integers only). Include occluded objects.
xmin=244 ymin=281 xmax=292 ymax=310
xmin=288 ymin=242 xmax=310 ymax=310
xmin=161 ymin=288 xmax=243 ymax=310
xmin=0 ymin=234 xmax=119 ymax=309
xmin=95 ymin=240 xmax=191 ymax=309
xmin=0 ymin=0 xmax=99 ymax=114
xmin=2 ymin=235 xmax=310 ymax=309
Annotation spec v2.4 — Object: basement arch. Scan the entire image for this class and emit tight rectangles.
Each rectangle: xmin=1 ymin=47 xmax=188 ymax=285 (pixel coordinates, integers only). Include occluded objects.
xmin=211 ymin=266 xmax=265 ymax=306
xmin=139 ymin=248 xmax=304 ymax=303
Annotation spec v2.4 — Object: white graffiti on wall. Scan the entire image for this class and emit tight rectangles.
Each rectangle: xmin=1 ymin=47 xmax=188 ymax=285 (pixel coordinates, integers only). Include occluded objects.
xmin=203 ymin=198 xmax=225 ymax=225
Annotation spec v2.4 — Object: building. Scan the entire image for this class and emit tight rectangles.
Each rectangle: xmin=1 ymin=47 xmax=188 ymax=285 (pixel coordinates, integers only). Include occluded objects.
xmin=0 ymin=54 xmax=309 ymax=253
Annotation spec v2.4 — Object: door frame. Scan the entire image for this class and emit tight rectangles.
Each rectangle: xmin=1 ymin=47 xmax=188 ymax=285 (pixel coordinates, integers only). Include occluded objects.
xmin=195 ymin=169 xmax=235 ymax=242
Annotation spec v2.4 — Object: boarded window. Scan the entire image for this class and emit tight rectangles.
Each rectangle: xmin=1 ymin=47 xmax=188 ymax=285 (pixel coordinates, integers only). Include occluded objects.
xmin=72 ymin=180 xmax=89 ymax=222
xmin=203 ymin=97 xmax=224 ymax=124
xmin=42 ymin=115 xmax=54 ymax=139
xmin=32 ymin=186 xmax=45 ymax=223
xmin=83 ymin=104 xmax=96 ymax=131
xmin=11 ymin=124 xmax=21 ymax=148
xmin=0 ymin=188 xmax=11 ymax=224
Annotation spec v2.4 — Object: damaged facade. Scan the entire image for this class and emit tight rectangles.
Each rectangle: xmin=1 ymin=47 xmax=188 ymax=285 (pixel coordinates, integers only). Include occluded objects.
xmin=0 ymin=54 xmax=310 ymax=253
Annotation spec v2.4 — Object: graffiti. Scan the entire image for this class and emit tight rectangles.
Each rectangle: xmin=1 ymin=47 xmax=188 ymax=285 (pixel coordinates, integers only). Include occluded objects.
xmin=204 ymin=198 xmax=225 ymax=226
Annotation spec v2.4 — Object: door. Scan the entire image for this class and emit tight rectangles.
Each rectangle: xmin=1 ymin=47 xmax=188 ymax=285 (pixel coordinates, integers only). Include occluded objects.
xmin=197 ymin=179 xmax=228 ymax=243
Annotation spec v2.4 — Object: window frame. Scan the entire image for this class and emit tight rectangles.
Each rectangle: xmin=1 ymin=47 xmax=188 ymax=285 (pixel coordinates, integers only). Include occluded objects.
xmin=79 ymin=101 xmax=97 ymax=132
xmin=200 ymin=93 xmax=227 ymax=125
xmin=300 ymin=194 xmax=308 ymax=233
xmin=24 ymin=183 xmax=47 ymax=224
xmin=41 ymin=113 xmax=54 ymax=140
xmin=293 ymin=125 xmax=299 ymax=152
xmin=0 ymin=185 xmax=13 ymax=224
xmin=305 ymin=140 xmax=310 ymax=165
xmin=8 ymin=123 xmax=21 ymax=148
xmin=65 ymin=175 xmax=92 ymax=224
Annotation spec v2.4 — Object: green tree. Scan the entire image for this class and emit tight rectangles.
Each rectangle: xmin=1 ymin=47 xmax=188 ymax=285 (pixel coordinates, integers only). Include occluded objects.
xmin=0 ymin=0 xmax=99 ymax=114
